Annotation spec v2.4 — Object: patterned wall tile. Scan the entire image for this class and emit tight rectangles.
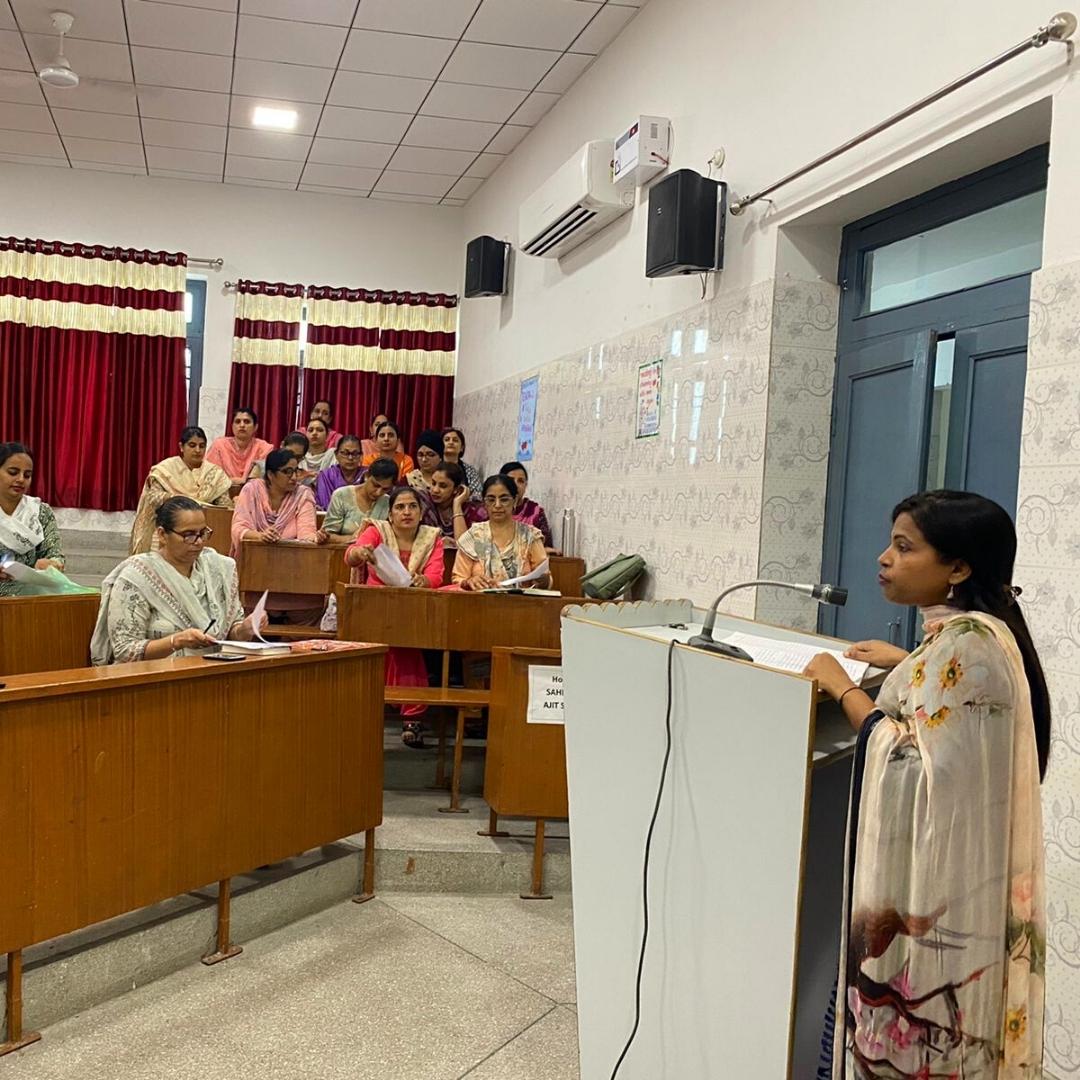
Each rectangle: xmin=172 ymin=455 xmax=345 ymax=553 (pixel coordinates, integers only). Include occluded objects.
xmin=1046 ymin=876 xmax=1080 ymax=1079
xmin=770 ymin=278 xmax=840 ymax=351
xmin=1023 ymin=369 xmax=1080 ymax=468
xmin=1029 ymin=263 xmax=1080 ymax=371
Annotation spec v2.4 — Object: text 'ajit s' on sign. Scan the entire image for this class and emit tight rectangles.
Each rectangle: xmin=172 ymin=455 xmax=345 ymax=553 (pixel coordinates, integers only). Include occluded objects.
xmin=527 ymin=665 xmax=564 ymax=725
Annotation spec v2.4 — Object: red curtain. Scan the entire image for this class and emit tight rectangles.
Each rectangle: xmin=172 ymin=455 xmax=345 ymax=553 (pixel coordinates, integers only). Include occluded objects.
xmin=299 ymin=287 xmax=457 ymax=450
xmin=0 ymin=238 xmax=187 ymax=510
xmin=299 ymin=369 xmax=454 ymax=450
xmin=226 ymin=280 xmax=304 ymax=443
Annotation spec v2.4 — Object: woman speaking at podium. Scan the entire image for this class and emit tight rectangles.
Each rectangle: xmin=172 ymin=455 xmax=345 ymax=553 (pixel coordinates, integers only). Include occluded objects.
xmin=805 ymin=491 xmax=1048 ymax=1079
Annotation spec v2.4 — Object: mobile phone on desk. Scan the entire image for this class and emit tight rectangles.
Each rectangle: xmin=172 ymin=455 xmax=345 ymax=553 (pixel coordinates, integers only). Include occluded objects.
xmin=203 ymin=651 xmax=246 ymax=662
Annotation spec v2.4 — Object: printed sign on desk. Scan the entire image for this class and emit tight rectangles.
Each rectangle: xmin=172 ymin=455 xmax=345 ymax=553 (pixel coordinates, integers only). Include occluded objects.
xmin=636 ymin=358 xmax=662 ymax=438
xmin=517 ymin=375 xmax=539 ymax=461
xmin=527 ymin=665 xmax=564 ymax=724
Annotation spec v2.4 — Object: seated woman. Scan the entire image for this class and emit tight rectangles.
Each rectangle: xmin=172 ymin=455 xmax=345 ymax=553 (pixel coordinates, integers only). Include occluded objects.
xmin=91 ymin=496 xmax=262 ymax=664
xmin=324 ymin=456 xmax=396 ymax=540
xmin=345 ymin=487 xmax=444 ymax=747
xmin=310 ymin=399 xmax=342 ymax=448
xmin=362 ymin=420 xmax=415 ymax=483
xmin=406 ymin=430 xmax=444 ymax=492
xmin=302 ymin=417 xmax=337 ymax=476
xmin=453 ymin=474 xmax=551 ymax=591
xmin=0 ymin=441 xmax=66 ymax=597
xmin=421 ymin=461 xmax=486 ymax=549
xmin=248 ymin=431 xmax=310 ymax=482
xmin=315 ymin=434 xmax=364 ymax=510
xmin=500 ymin=461 xmax=555 ymax=550
xmin=230 ymin=448 xmax=327 ymax=624
xmin=361 ymin=412 xmax=389 ymax=457
xmin=129 ymin=426 xmax=232 ymax=555
xmin=205 ymin=406 xmax=274 ymax=487
xmin=441 ymin=427 xmax=482 ymax=498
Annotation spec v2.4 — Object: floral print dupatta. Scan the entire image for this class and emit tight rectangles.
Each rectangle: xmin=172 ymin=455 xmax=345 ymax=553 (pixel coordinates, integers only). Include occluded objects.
xmin=833 ymin=612 xmax=1044 ymax=1079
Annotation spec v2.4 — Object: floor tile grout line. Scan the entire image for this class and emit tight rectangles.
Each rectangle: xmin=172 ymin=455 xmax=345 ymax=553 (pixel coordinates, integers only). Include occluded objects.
xmin=377 ymin=896 xmax=574 ymax=1009
xmin=455 ymin=1002 xmax=561 ymax=1079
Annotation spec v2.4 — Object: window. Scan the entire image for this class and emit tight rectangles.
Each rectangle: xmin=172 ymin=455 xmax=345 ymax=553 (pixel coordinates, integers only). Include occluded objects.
xmin=185 ymin=278 xmax=207 ymax=425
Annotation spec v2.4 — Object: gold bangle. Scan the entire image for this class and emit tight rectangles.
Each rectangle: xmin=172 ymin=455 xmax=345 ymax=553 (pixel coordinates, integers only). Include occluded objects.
xmin=838 ymin=685 xmax=860 ymax=705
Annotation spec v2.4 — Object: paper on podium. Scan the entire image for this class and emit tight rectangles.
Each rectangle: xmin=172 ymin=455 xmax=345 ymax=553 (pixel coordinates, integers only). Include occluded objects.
xmin=372 ymin=544 xmax=413 ymax=588
xmin=720 ymin=630 xmax=869 ymax=684
xmin=497 ymin=560 xmax=550 ymax=588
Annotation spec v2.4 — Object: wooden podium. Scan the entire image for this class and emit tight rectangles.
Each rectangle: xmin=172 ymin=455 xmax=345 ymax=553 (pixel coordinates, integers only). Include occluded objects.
xmin=560 ymin=599 xmax=878 ymax=1080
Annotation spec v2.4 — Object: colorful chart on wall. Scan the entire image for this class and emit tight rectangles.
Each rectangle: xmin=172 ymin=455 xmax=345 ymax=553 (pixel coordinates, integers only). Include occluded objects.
xmin=517 ymin=375 xmax=539 ymax=461
xmin=636 ymin=358 xmax=662 ymax=438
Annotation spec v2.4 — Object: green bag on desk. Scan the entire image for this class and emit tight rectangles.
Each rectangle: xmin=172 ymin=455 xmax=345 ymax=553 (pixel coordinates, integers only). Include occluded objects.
xmin=579 ymin=554 xmax=646 ymax=600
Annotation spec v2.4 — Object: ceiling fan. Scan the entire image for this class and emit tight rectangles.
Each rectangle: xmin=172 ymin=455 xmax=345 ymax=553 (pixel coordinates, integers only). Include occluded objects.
xmin=0 ymin=10 xmax=88 ymax=92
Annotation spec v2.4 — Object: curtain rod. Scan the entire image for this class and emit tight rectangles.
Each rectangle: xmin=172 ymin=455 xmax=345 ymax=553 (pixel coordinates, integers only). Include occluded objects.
xmin=189 ymin=257 xmax=224 ymax=270
xmin=729 ymin=10 xmax=1077 ymax=216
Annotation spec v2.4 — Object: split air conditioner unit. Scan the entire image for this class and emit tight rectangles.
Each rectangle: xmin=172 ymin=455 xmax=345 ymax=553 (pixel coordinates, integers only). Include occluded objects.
xmin=519 ymin=141 xmax=635 ymax=259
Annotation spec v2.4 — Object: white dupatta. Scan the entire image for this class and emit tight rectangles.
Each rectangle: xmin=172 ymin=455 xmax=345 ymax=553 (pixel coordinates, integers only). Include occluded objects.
xmin=0 ymin=494 xmax=45 ymax=556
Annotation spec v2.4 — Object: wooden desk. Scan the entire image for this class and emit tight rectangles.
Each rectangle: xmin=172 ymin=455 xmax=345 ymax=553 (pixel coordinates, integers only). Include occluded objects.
xmin=549 ymin=556 xmax=585 ymax=596
xmin=0 ymin=645 xmax=385 ymax=1053
xmin=484 ymin=647 xmax=567 ymax=899
xmin=239 ymin=538 xmax=349 ymax=597
xmin=201 ymin=505 xmax=233 ymax=555
xmin=0 ymin=594 xmax=99 ymax=677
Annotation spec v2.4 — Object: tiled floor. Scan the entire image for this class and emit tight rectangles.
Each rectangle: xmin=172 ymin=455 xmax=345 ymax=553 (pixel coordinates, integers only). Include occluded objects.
xmin=2 ymin=894 xmax=579 ymax=1080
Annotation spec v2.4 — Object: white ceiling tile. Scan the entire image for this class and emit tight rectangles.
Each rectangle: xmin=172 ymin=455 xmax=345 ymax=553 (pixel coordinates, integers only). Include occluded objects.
xmin=316 ymin=105 xmax=410 ymax=143
xmin=10 ymin=0 xmax=126 ymax=41
xmin=232 ymin=58 xmax=334 ymax=103
xmin=352 ymin=0 xmax=478 ymax=38
xmin=466 ymin=0 xmax=600 ymax=50
xmin=149 ymin=169 xmax=224 ymax=182
xmin=570 ymin=3 xmax=636 ymax=53
xmin=226 ymin=126 xmax=311 ymax=160
xmin=403 ymin=114 xmax=498 ymax=151
xmin=62 ymin=137 xmax=146 ymax=165
xmin=69 ymin=160 xmax=145 ymax=174
xmin=340 ymin=30 xmax=455 ymax=79
xmin=0 ymin=74 xmax=47 ymax=106
xmin=52 ymin=108 xmax=142 ymax=142
xmin=300 ymin=161 xmax=380 ymax=189
xmin=226 ymin=154 xmax=303 ymax=182
xmin=126 ymin=0 xmax=236 ymax=54
xmin=485 ymin=123 xmax=528 ymax=153
xmin=146 ymin=145 xmax=223 ymax=172
xmin=142 ymin=117 xmax=227 ymax=152
xmin=442 ymin=198 xmax=467 ymax=206
xmin=132 ymin=47 xmax=233 ymax=92
xmin=25 ymin=35 xmax=132 ymax=81
xmin=0 ymin=129 xmax=64 ymax=156
xmin=421 ymin=82 xmax=526 ymax=124
xmin=137 ymin=86 xmax=230 ymax=125
xmin=610 ymin=0 xmax=646 ymax=6
xmin=327 ymin=70 xmax=431 ymax=113
xmin=0 ymin=6 xmax=13 ymax=29
xmin=44 ymin=80 xmax=137 ymax=114
xmin=229 ymin=95 xmax=323 ymax=134
xmin=0 ymin=30 xmax=31 ymax=70
xmin=0 ymin=101 xmax=54 ymax=133
xmin=375 ymin=170 xmax=455 ymax=197
xmin=308 ymin=137 xmax=393 ymax=169
xmin=369 ymin=191 xmax=440 ymax=204
xmin=0 ymin=151 xmax=68 ymax=167
xmin=298 ymin=183 xmax=369 ymax=198
xmin=448 ymin=175 xmax=483 ymax=199
xmin=240 ymin=0 xmax=356 ymax=23
xmin=142 ymin=0 xmax=236 ymax=10
xmin=463 ymin=151 xmax=503 ymax=178
xmin=236 ymin=14 xmax=346 ymax=66
xmin=441 ymin=42 xmax=558 ymax=90
xmin=389 ymin=145 xmax=477 ymax=174
xmin=509 ymin=90 xmax=559 ymax=126
xmin=536 ymin=51 xmax=592 ymax=92
xmin=226 ymin=177 xmax=297 ymax=190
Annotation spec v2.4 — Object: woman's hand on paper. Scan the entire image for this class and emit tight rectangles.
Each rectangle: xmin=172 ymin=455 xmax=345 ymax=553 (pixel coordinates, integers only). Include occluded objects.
xmin=461 ymin=574 xmax=497 ymax=591
xmin=34 ymin=559 xmax=63 ymax=571
xmin=803 ymin=653 xmax=856 ymax=701
xmin=173 ymin=628 xmax=216 ymax=651
xmin=844 ymin=639 xmax=908 ymax=669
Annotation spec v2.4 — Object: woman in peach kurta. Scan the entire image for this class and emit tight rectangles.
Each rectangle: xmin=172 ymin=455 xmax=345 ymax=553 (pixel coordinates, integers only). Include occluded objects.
xmin=346 ymin=487 xmax=443 ymax=747
xmin=205 ymin=406 xmax=273 ymax=486
xmin=230 ymin=447 xmax=326 ymax=624
xmin=806 ymin=491 xmax=1048 ymax=1080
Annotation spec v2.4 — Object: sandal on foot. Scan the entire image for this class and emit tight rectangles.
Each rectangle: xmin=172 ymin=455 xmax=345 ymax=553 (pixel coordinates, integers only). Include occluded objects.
xmin=402 ymin=720 xmax=426 ymax=749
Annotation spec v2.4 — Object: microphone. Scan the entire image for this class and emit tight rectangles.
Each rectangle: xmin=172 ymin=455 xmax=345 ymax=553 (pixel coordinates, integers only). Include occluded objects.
xmin=687 ymin=579 xmax=849 ymax=659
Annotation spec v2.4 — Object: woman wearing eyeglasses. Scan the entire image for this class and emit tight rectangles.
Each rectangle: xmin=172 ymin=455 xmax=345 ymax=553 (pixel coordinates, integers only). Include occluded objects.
xmin=453 ymin=474 xmax=550 ymax=591
xmin=230 ymin=448 xmax=328 ymax=624
xmin=91 ymin=496 xmax=263 ymax=664
xmin=315 ymin=434 xmax=365 ymax=511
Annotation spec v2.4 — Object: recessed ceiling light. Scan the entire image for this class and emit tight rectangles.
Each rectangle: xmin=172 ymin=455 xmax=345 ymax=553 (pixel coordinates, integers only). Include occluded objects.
xmin=252 ymin=106 xmax=297 ymax=131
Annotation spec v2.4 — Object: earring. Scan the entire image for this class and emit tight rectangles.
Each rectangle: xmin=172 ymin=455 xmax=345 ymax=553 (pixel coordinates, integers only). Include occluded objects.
xmin=947 ymin=585 xmax=956 ymax=602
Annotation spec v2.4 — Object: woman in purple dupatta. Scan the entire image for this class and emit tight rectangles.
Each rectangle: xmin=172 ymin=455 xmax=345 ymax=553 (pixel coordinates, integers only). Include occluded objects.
xmin=315 ymin=434 xmax=365 ymax=510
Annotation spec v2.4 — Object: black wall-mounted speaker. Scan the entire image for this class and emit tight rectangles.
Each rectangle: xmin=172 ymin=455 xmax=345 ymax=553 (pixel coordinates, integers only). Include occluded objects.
xmin=645 ymin=170 xmax=726 ymax=278
xmin=464 ymin=235 xmax=510 ymax=297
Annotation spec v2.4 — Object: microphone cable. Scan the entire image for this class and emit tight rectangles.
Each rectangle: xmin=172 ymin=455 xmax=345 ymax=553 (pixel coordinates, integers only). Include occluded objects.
xmin=610 ymin=637 xmax=677 ymax=1080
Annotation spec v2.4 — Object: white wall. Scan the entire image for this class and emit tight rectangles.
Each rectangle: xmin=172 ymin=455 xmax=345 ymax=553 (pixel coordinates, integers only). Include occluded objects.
xmin=0 ymin=166 xmax=464 ymax=401
xmin=457 ymin=0 xmax=1074 ymax=396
